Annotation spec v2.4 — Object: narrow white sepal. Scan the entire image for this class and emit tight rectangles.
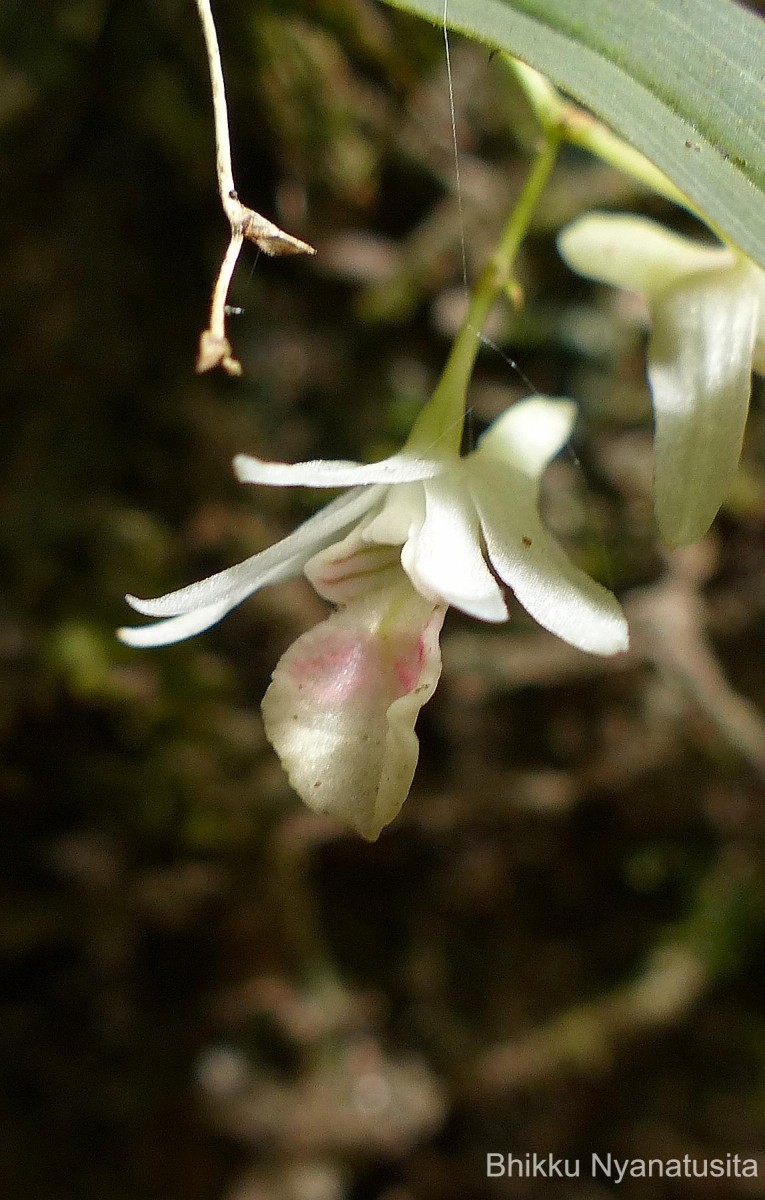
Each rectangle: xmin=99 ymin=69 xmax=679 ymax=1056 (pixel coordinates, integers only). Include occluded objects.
xmin=117 ymin=600 xmax=233 ymax=647
xmin=124 ymin=486 xmax=382 ymax=618
xmin=233 ymin=452 xmax=441 ymax=488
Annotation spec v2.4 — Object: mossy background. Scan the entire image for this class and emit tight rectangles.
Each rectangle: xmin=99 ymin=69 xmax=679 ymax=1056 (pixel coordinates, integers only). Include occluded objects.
xmin=2 ymin=2 xmax=765 ymax=1198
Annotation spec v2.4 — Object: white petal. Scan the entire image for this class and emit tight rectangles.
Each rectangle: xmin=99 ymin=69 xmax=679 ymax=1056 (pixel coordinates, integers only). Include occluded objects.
xmin=471 ymin=464 xmax=628 ymax=655
xmin=117 ymin=600 xmax=232 ymax=647
xmin=125 ymin=486 xmax=383 ymax=619
xmin=233 ymin=451 xmax=441 ymax=487
xmin=472 ymin=397 xmax=576 ymax=478
xmin=402 ymin=475 xmax=508 ymax=621
xmin=262 ymin=579 xmax=445 ymax=840
xmin=649 ymin=265 xmax=758 ymax=545
xmin=558 ymin=214 xmax=732 ymax=298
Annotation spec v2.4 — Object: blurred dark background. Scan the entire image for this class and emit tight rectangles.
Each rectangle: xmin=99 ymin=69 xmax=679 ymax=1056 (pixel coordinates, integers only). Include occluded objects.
xmin=2 ymin=1 xmax=765 ymax=1198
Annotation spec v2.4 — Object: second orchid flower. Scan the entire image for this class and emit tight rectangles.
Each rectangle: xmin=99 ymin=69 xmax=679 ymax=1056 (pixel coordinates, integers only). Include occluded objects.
xmin=559 ymin=213 xmax=765 ymax=547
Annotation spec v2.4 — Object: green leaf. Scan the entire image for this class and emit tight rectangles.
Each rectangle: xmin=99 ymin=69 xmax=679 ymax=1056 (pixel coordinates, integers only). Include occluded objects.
xmin=378 ymin=0 xmax=765 ymax=269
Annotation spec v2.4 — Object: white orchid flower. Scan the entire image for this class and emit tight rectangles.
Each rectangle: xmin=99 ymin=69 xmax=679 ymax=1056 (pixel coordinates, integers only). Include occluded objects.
xmin=119 ymin=395 xmax=627 ymax=839
xmin=558 ymin=213 xmax=765 ymax=547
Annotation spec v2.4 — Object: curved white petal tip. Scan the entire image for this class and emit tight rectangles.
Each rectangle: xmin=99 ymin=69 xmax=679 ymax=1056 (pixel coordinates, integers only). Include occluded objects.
xmin=475 ymin=396 xmax=576 ymax=477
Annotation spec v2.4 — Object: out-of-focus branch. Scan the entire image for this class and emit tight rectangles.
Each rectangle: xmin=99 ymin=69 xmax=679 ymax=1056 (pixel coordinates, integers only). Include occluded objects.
xmin=470 ymin=944 xmax=707 ymax=1100
xmin=445 ymin=540 xmax=765 ymax=785
xmin=193 ymin=0 xmax=315 ymax=376
xmin=628 ymin=545 xmax=765 ymax=780
xmin=467 ymin=849 xmax=763 ymax=1101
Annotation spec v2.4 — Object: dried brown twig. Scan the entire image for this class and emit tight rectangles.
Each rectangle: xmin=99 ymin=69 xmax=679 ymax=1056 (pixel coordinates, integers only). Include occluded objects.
xmin=193 ymin=0 xmax=315 ymax=376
